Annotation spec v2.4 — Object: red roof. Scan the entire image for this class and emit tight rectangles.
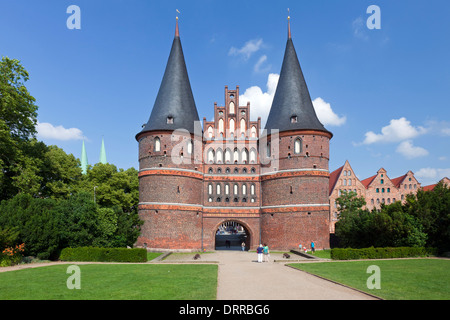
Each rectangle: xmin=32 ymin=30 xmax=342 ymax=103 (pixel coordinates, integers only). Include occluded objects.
xmin=329 ymin=165 xmax=344 ymax=195
xmin=361 ymin=174 xmax=377 ymax=189
xmin=391 ymin=174 xmax=407 ymax=188
xmin=422 ymin=184 xmax=436 ymax=192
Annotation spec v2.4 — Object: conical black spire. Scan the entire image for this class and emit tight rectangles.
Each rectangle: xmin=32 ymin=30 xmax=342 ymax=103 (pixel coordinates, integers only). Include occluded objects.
xmin=264 ymin=34 xmax=331 ymax=136
xmin=138 ymin=20 xmax=201 ymax=137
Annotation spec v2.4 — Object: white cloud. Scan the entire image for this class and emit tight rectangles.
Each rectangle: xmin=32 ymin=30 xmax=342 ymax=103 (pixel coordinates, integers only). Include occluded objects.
xmin=396 ymin=140 xmax=429 ymax=159
xmin=362 ymin=117 xmax=427 ymax=144
xmin=442 ymin=128 xmax=450 ymax=136
xmin=253 ymin=55 xmax=271 ymax=73
xmin=239 ymin=73 xmax=279 ymax=127
xmin=229 ymin=38 xmax=264 ymax=60
xmin=352 ymin=17 xmax=369 ymax=41
xmin=239 ymin=74 xmax=345 ymax=129
xmin=312 ymin=97 xmax=346 ymax=127
xmin=416 ymin=168 xmax=450 ymax=184
xmin=37 ymin=121 xmax=85 ymax=141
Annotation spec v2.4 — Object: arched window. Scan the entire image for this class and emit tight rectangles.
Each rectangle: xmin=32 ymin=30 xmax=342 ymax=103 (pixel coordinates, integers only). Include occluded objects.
xmin=242 ymin=184 xmax=247 ymax=195
xmin=208 ymin=184 xmax=213 ymax=195
xmin=225 ymin=184 xmax=230 ymax=195
xmin=187 ymin=139 xmax=193 ymax=154
xmin=229 ymin=119 xmax=235 ymax=136
xmin=250 ymin=148 xmax=257 ymax=163
xmin=251 ymin=126 xmax=257 ymax=138
xmin=225 ymin=148 xmax=231 ymax=163
xmin=242 ymin=148 xmax=248 ymax=163
xmin=216 ymin=148 xmax=223 ymax=164
xmin=251 ymin=184 xmax=255 ymax=195
xmin=294 ymin=138 xmax=302 ymax=154
xmin=234 ymin=184 xmax=239 ymax=195
xmin=267 ymin=141 xmax=271 ymax=157
xmin=154 ymin=137 xmax=161 ymax=152
xmin=216 ymin=184 xmax=221 ymax=195
xmin=218 ymin=119 xmax=224 ymax=136
xmin=229 ymin=101 xmax=235 ymax=114
xmin=240 ymin=118 xmax=246 ymax=136
xmin=207 ymin=148 xmax=215 ymax=163
xmin=207 ymin=126 xmax=213 ymax=139
xmin=234 ymin=148 xmax=239 ymax=163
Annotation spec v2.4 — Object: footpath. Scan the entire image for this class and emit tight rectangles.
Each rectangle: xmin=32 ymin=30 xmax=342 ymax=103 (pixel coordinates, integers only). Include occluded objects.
xmin=162 ymin=250 xmax=379 ymax=300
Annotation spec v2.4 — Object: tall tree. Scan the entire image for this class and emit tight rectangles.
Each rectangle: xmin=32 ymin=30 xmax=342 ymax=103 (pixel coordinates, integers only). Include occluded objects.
xmin=0 ymin=57 xmax=39 ymax=199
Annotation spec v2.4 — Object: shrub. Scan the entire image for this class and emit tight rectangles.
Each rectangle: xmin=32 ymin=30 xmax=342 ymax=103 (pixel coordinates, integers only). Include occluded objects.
xmin=59 ymin=247 xmax=147 ymax=263
xmin=331 ymin=247 xmax=437 ymax=260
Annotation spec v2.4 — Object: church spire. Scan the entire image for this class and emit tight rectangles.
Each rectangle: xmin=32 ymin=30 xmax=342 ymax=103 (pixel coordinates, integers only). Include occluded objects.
xmin=81 ymin=140 xmax=88 ymax=174
xmin=137 ymin=13 xmax=201 ymax=138
xmin=264 ymin=16 xmax=331 ymax=136
xmin=99 ymin=137 xmax=107 ymax=164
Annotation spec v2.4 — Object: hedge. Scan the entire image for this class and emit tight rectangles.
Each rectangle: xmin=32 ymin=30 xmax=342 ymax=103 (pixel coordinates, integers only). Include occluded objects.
xmin=59 ymin=247 xmax=147 ymax=263
xmin=330 ymin=247 xmax=438 ymax=260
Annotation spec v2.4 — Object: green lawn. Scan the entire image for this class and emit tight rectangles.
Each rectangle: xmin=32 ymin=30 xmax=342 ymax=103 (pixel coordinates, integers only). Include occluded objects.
xmin=0 ymin=264 xmax=217 ymax=300
xmin=290 ymin=258 xmax=450 ymax=300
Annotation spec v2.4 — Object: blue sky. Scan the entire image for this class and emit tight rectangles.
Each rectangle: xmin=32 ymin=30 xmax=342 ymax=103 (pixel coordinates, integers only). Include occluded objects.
xmin=1 ymin=0 xmax=449 ymax=186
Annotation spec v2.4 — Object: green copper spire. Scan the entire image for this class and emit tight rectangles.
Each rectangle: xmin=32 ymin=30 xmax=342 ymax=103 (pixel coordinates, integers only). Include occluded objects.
xmin=99 ymin=137 xmax=107 ymax=164
xmin=81 ymin=140 xmax=88 ymax=174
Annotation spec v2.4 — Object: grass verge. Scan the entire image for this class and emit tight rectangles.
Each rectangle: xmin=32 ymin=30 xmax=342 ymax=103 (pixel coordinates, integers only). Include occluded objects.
xmin=289 ymin=258 xmax=450 ymax=300
xmin=0 ymin=263 xmax=217 ymax=300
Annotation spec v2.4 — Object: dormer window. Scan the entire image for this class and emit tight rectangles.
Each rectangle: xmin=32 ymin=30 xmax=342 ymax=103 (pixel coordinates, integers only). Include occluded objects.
xmin=291 ymin=115 xmax=298 ymax=123
xmin=167 ymin=116 xmax=174 ymax=124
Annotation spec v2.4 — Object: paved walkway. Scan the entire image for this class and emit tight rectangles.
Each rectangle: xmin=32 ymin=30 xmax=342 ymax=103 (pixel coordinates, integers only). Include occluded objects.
xmin=162 ymin=251 xmax=379 ymax=300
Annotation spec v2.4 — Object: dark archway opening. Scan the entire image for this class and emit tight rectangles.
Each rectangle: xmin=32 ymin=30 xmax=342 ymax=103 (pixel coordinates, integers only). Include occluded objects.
xmin=215 ymin=221 xmax=249 ymax=251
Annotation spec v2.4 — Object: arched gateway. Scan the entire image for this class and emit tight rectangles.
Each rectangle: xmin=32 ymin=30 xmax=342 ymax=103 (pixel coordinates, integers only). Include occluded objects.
xmin=215 ymin=221 xmax=250 ymax=251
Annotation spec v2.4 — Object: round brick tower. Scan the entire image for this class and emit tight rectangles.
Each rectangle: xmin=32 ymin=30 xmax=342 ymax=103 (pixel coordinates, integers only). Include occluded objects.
xmin=260 ymin=17 xmax=333 ymax=250
xmin=135 ymin=18 xmax=204 ymax=250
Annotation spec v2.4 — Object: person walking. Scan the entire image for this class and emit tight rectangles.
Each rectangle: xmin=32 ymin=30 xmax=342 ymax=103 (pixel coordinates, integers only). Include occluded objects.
xmin=241 ymin=241 xmax=246 ymax=252
xmin=263 ymin=244 xmax=270 ymax=262
xmin=311 ymin=241 xmax=315 ymax=254
xmin=256 ymin=244 xmax=263 ymax=263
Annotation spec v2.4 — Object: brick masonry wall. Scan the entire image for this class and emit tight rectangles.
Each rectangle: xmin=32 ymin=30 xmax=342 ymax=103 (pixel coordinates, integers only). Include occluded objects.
xmin=261 ymin=176 xmax=329 ymax=206
xmin=136 ymin=209 xmax=203 ymax=250
xmin=139 ymin=174 xmax=203 ymax=205
xmin=261 ymin=210 xmax=330 ymax=250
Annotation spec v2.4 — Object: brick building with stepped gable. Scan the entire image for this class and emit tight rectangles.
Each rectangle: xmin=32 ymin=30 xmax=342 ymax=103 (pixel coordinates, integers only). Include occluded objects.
xmin=135 ymin=16 xmax=333 ymax=251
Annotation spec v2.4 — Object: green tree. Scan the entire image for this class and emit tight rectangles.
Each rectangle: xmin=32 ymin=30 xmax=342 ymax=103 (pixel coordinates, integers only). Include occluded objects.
xmin=405 ymin=182 xmax=450 ymax=252
xmin=55 ymin=192 xmax=100 ymax=249
xmin=39 ymin=145 xmax=83 ymax=199
xmin=80 ymin=163 xmax=139 ymax=213
xmin=334 ymin=191 xmax=372 ymax=248
xmin=0 ymin=193 xmax=60 ymax=259
xmin=0 ymin=57 xmax=39 ymax=200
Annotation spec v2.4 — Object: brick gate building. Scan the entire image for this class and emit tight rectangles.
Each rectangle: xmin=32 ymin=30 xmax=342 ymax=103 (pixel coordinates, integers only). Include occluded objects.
xmin=135 ymin=18 xmax=333 ymax=251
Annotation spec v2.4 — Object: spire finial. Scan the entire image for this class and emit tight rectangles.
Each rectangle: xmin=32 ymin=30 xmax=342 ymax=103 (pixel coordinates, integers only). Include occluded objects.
xmin=287 ymin=8 xmax=291 ymax=39
xmin=175 ymin=9 xmax=180 ymax=37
